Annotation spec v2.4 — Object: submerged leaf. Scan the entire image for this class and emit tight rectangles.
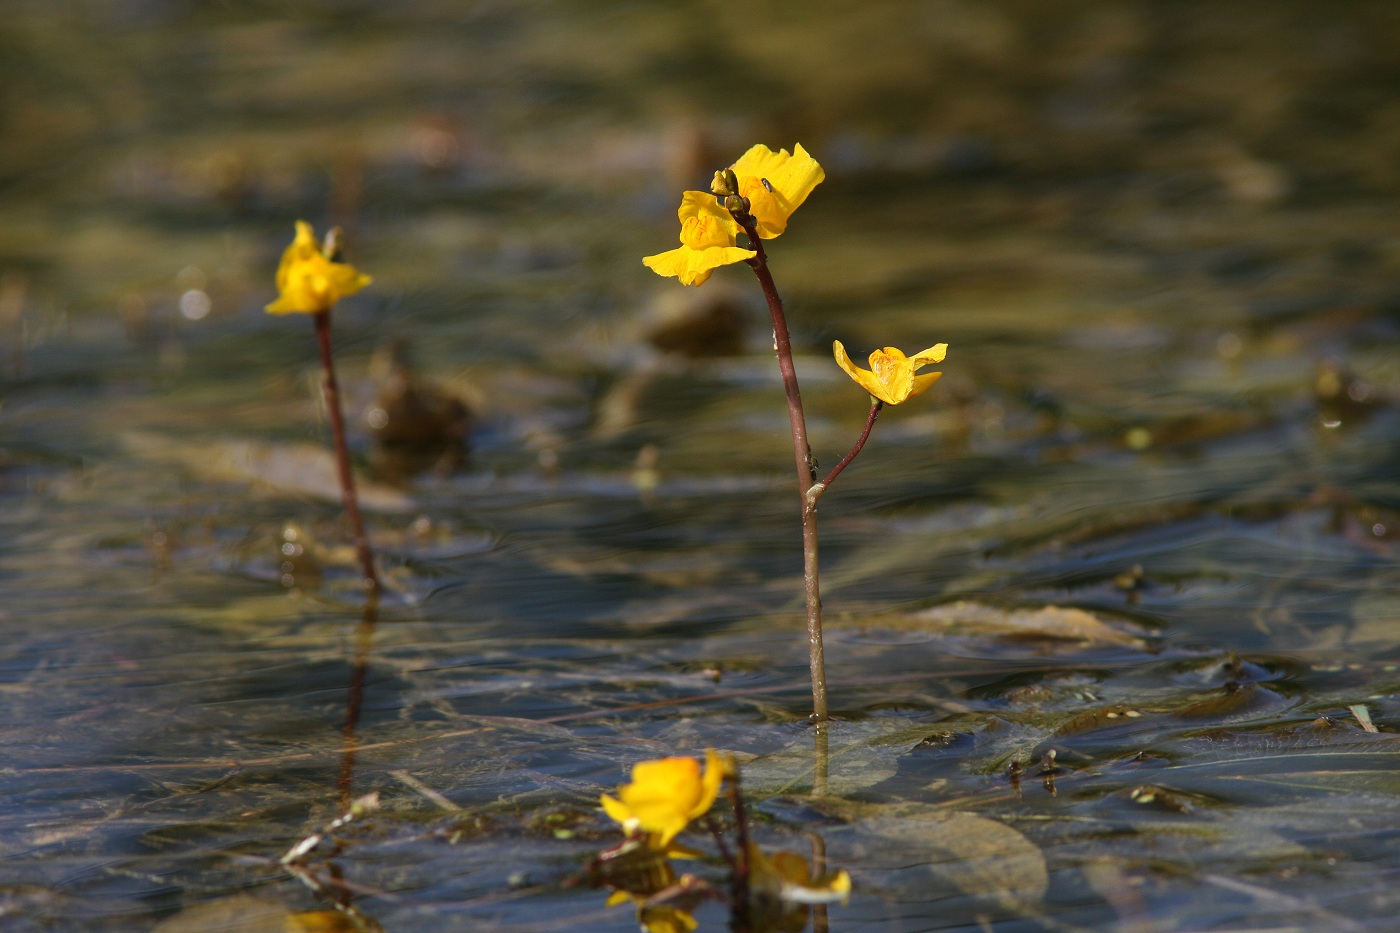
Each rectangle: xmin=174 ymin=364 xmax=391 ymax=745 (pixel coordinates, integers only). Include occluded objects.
xmin=151 ymin=896 xmax=353 ymax=933
xmin=830 ymin=801 xmax=1048 ymax=912
xmin=856 ymin=601 xmax=1153 ymax=650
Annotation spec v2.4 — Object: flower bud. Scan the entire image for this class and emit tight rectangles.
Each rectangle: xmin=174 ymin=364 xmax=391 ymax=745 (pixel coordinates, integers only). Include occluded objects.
xmin=710 ymin=168 xmax=739 ymax=197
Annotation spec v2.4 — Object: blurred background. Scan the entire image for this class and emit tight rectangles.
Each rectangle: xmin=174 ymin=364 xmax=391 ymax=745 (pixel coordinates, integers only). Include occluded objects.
xmin=5 ymin=2 xmax=1400 ymax=931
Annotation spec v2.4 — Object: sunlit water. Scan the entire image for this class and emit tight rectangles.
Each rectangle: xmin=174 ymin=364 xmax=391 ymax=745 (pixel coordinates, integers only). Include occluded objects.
xmin=4 ymin=2 xmax=1400 ymax=930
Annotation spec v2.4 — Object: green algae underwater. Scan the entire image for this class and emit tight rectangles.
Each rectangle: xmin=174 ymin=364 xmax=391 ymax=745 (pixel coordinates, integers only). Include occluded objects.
xmin=5 ymin=1 xmax=1400 ymax=930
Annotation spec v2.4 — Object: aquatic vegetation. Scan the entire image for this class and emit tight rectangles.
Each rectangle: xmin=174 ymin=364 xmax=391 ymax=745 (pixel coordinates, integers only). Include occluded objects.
xmin=266 ymin=221 xmax=380 ymax=594
xmin=643 ymin=144 xmax=947 ymax=726
xmin=589 ymin=752 xmax=849 ymax=933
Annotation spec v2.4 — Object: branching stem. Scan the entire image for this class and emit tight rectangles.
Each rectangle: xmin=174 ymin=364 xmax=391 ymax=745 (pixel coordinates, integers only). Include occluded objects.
xmin=739 ymin=221 xmax=826 ymax=723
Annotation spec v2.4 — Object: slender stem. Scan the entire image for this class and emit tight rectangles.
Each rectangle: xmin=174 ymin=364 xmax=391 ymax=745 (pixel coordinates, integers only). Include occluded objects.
xmin=338 ymin=596 xmax=378 ymax=808
xmin=740 ymin=222 xmax=827 ymax=724
xmin=727 ymin=773 xmax=753 ymax=933
xmin=313 ymin=309 xmax=380 ymax=593
xmin=807 ymin=830 xmax=829 ymax=933
xmin=820 ymin=401 xmax=882 ymax=491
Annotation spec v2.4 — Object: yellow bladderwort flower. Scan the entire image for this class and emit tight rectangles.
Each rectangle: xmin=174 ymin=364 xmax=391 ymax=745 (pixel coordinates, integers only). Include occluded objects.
xmin=265 ymin=221 xmax=372 ymax=315
xmin=642 ymin=192 xmax=756 ymax=287
xmin=600 ymin=749 xmax=730 ymax=846
xmin=833 ymin=340 xmax=948 ymax=406
xmin=643 ymin=144 xmax=824 ymax=285
xmin=747 ymin=843 xmax=851 ymax=932
xmin=729 ymin=143 xmax=824 ymax=239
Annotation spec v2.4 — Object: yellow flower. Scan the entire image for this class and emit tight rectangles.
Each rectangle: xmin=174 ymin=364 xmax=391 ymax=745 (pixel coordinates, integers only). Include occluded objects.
xmin=266 ymin=221 xmax=372 ymax=315
xmin=600 ymin=749 xmax=729 ymax=846
xmin=729 ymin=143 xmax=825 ymax=239
xmin=643 ymin=192 xmax=756 ymax=287
xmin=643 ymin=144 xmax=823 ymax=285
xmin=746 ymin=844 xmax=851 ymax=932
xmin=833 ymin=340 xmax=947 ymax=406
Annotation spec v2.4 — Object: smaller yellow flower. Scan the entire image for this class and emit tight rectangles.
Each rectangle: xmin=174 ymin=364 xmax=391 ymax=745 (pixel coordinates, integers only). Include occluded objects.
xmin=600 ymin=749 xmax=730 ymax=846
xmin=750 ymin=844 xmax=852 ymax=905
xmin=833 ymin=340 xmax=947 ymax=406
xmin=643 ymin=193 xmax=757 ymax=287
xmin=730 ymin=143 xmax=825 ymax=239
xmin=266 ymin=221 xmax=372 ymax=315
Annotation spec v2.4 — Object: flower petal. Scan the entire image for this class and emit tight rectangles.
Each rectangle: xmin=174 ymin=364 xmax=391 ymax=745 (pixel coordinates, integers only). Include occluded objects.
xmin=833 ymin=339 xmax=896 ymax=405
xmin=643 ymin=245 xmax=755 ymax=287
xmin=677 ymin=191 xmax=741 ymax=242
xmin=688 ymin=749 xmax=726 ymax=821
xmin=868 ymin=347 xmax=915 ymax=405
xmin=601 ymin=793 xmax=635 ymax=830
xmin=908 ymin=343 xmax=948 ymax=367
xmin=731 ymin=143 xmax=825 ymax=238
xmin=906 ymin=371 xmax=944 ymax=400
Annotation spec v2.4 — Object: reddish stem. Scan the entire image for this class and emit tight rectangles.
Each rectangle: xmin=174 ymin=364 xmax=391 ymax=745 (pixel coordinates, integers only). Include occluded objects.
xmin=313 ymin=309 xmax=380 ymax=593
xmin=820 ymin=401 xmax=882 ymax=490
xmin=739 ymin=220 xmax=828 ymax=724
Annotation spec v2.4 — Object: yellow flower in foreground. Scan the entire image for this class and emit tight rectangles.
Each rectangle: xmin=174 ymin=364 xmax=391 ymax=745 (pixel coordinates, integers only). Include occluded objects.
xmin=643 ymin=192 xmax=756 ymax=287
xmin=601 ymin=749 xmax=729 ymax=846
xmin=266 ymin=221 xmax=372 ymax=315
xmin=729 ymin=143 xmax=825 ymax=239
xmin=833 ymin=340 xmax=947 ymax=406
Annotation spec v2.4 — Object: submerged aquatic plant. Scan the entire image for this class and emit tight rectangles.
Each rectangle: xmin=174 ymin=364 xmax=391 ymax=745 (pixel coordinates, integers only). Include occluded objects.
xmin=644 ymin=145 xmax=948 ymax=727
xmin=266 ymin=221 xmax=379 ymax=594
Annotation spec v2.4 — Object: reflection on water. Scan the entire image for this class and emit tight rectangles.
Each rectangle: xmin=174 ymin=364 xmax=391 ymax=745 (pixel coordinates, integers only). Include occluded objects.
xmin=4 ymin=1 xmax=1400 ymax=930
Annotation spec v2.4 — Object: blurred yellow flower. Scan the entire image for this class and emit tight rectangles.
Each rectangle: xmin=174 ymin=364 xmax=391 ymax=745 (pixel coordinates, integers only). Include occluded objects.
xmin=636 ymin=904 xmax=698 ymax=933
xmin=266 ymin=221 xmax=372 ymax=315
xmin=747 ymin=843 xmax=851 ymax=932
xmin=601 ymin=749 xmax=730 ymax=846
xmin=643 ymin=192 xmax=756 ymax=287
xmin=606 ymin=890 xmax=698 ymax=933
xmin=832 ymin=340 xmax=947 ymax=406
xmin=729 ymin=143 xmax=824 ymax=239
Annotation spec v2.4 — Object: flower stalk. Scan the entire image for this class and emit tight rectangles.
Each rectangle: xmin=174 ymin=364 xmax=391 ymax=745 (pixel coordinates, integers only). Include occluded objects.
xmin=267 ymin=221 xmax=379 ymax=594
xmin=643 ymin=145 xmax=946 ymax=734
xmin=314 ymin=309 xmax=379 ymax=593
xmin=736 ymin=218 xmax=828 ymax=725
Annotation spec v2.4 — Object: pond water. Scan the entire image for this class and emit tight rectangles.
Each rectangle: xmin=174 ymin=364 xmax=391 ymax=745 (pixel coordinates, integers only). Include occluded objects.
xmin=5 ymin=1 xmax=1400 ymax=930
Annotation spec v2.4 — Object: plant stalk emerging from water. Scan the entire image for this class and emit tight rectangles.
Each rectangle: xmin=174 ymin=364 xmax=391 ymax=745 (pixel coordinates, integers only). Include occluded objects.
xmin=266 ymin=221 xmax=379 ymax=594
xmin=644 ymin=147 xmax=946 ymax=738
xmin=736 ymin=220 xmax=829 ymax=724
xmin=314 ymin=309 xmax=380 ymax=593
